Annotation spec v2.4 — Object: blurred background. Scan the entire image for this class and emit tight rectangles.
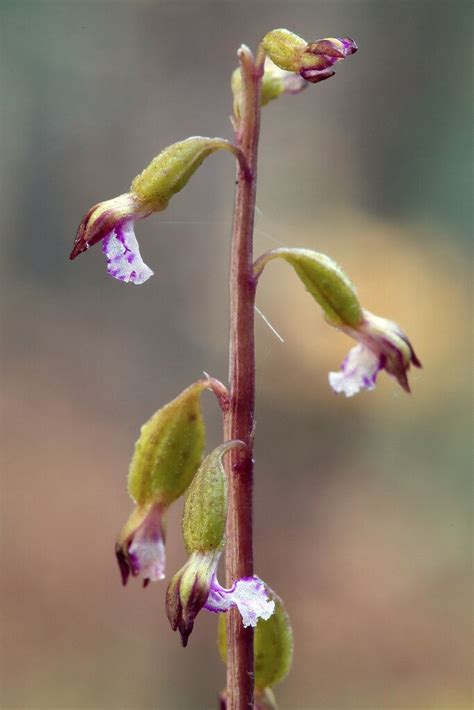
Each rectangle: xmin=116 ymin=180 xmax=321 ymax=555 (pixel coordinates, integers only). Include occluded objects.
xmin=1 ymin=1 xmax=472 ymax=709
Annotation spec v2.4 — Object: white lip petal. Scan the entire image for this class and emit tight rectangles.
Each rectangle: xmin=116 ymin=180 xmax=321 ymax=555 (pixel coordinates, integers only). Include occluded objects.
xmin=103 ymin=221 xmax=153 ymax=284
xmin=205 ymin=575 xmax=275 ymax=627
xmin=329 ymin=344 xmax=381 ymax=397
xmin=129 ymin=537 xmax=166 ymax=582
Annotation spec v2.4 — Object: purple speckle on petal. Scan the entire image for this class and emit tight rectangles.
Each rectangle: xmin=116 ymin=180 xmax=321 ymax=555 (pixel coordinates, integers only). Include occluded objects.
xmin=204 ymin=575 xmax=275 ymax=627
xmin=329 ymin=344 xmax=381 ymax=397
xmin=103 ymin=221 xmax=153 ymax=285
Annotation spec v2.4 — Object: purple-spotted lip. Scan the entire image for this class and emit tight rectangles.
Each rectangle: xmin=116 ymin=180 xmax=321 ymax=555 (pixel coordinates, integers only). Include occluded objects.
xmin=102 ymin=222 xmax=153 ymax=284
xmin=204 ymin=574 xmax=275 ymax=627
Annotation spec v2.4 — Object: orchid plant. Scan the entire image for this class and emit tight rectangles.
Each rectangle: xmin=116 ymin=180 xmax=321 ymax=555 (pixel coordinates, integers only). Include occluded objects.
xmin=70 ymin=28 xmax=420 ymax=710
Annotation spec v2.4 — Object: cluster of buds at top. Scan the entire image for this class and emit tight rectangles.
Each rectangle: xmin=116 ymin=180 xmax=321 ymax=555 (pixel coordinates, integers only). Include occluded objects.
xmin=262 ymin=29 xmax=357 ymax=84
xmin=166 ymin=442 xmax=275 ymax=646
xmin=254 ymin=248 xmax=421 ymax=397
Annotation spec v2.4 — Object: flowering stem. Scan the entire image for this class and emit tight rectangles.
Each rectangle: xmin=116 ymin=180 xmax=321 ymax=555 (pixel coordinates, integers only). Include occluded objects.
xmin=224 ymin=44 xmax=264 ymax=710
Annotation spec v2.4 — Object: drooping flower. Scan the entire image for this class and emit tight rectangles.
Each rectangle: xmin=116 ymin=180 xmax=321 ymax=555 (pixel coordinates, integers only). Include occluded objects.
xmin=70 ymin=137 xmax=244 ymax=285
xmin=166 ymin=442 xmax=275 ymax=646
xmin=329 ymin=310 xmax=422 ymax=397
xmin=116 ymin=502 xmax=166 ymax=586
xmin=166 ymin=551 xmax=275 ymax=647
xmin=116 ymin=381 xmax=207 ymax=585
xmin=253 ymin=248 xmax=421 ymax=397
xmin=70 ymin=193 xmax=153 ymax=284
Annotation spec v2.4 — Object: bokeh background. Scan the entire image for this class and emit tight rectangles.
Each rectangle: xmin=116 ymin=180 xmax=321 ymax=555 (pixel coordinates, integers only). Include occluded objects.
xmin=1 ymin=2 xmax=472 ymax=709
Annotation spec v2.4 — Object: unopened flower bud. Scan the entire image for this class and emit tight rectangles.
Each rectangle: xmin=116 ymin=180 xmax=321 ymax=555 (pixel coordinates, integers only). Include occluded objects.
xmin=231 ymin=59 xmax=306 ymax=119
xmin=116 ymin=381 xmax=206 ymax=586
xmin=70 ymin=137 xmax=241 ymax=284
xmin=182 ymin=441 xmax=241 ymax=554
xmin=300 ymin=37 xmax=358 ymax=83
xmin=262 ymin=29 xmax=357 ymax=85
xmin=218 ymin=590 xmax=293 ymax=705
xmin=166 ymin=441 xmax=275 ymax=645
xmin=262 ymin=29 xmax=307 ymax=72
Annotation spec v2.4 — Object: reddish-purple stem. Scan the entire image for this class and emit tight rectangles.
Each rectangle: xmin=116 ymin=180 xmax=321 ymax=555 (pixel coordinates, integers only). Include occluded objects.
xmin=224 ymin=46 xmax=263 ymax=710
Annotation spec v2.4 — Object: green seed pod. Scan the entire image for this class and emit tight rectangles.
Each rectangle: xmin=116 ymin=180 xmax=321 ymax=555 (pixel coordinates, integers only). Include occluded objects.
xmin=130 ymin=137 xmax=236 ymax=211
xmin=182 ymin=440 xmax=244 ymax=554
xmin=128 ymin=381 xmax=206 ymax=507
xmin=254 ymin=247 xmax=364 ymax=328
xmin=261 ymin=29 xmax=307 ymax=72
xmin=218 ymin=591 xmax=293 ymax=692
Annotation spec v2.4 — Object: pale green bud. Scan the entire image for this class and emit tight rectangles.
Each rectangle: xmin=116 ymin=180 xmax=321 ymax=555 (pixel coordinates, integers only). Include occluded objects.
xmin=232 ymin=59 xmax=306 ymax=119
xmin=261 ymin=30 xmax=358 ymax=85
xmin=128 ymin=381 xmax=206 ymax=507
xmin=218 ymin=590 xmax=293 ymax=692
xmin=182 ymin=440 xmax=244 ymax=555
xmin=254 ymin=247 xmax=363 ymax=327
xmin=130 ymin=137 xmax=240 ymax=211
xmin=262 ymin=29 xmax=307 ymax=72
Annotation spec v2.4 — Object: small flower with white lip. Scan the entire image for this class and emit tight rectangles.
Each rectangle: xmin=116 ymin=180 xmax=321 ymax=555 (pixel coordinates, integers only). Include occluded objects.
xmin=167 ymin=550 xmax=274 ymax=647
xmin=116 ymin=381 xmax=207 ymax=585
xmin=166 ymin=441 xmax=275 ymax=646
xmin=253 ymin=248 xmax=421 ymax=397
xmin=70 ymin=193 xmax=153 ymax=284
xmin=116 ymin=502 xmax=166 ymax=586
xmin=70 ymin=137 xmax=247 ymax=284
xmin=205 ymin=573 xmax=275 ymax=627
xmin=329 ymin=310 xmax=421 ymax=397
